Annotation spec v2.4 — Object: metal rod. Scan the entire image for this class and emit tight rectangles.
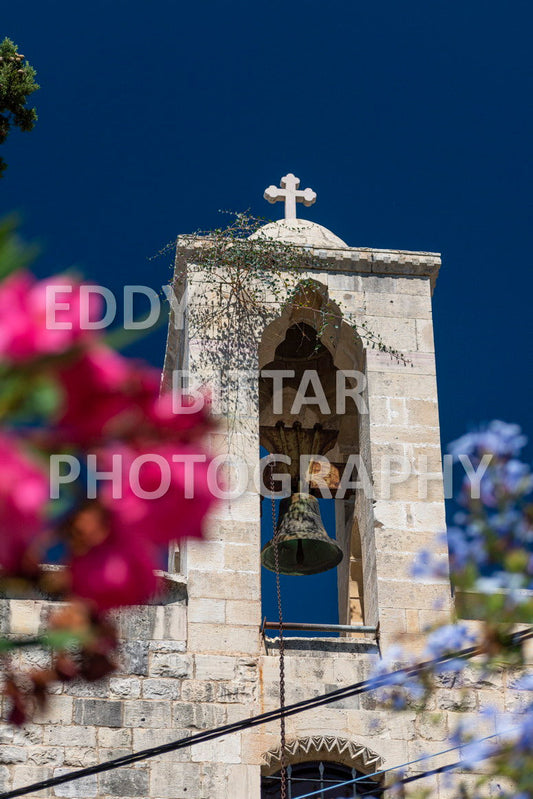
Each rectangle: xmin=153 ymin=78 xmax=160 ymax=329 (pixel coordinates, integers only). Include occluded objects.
xmin=262 ymin=622 xmax=377 ymax=633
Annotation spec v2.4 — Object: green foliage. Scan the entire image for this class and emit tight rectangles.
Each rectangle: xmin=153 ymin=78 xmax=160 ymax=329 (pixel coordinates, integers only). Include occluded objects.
xmin=0 ymin=37 xmax=39 ymax=177
xmin=164 ymin=212 xmax=406 ymax=375
xmin=0 ymin=215 xmax=38 ymax=279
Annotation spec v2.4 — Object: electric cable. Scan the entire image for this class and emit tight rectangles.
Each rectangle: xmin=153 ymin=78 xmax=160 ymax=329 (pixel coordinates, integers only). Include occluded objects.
xmin=0 ymin=627 xmax=530 ymax=798
xmin=355 ymin=757 xmax=486 ymax=798
xmin=283 ymin=728 xmax=516 ymax=799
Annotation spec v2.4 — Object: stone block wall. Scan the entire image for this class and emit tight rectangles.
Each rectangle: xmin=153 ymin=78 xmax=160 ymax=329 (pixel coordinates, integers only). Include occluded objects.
xmin=0 ymin=592 xmax=530 ymax=797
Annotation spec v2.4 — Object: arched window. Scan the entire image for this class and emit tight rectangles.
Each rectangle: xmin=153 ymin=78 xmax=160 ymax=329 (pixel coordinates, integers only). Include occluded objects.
xmin=258 ymin=280 xmax=378 ymax=633
xmin=261 ymin=760 xmax=384 ymax=797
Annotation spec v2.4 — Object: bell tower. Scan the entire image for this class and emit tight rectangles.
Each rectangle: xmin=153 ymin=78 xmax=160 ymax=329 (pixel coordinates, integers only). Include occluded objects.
xmin=161 ymin=174 xmax=452 ymax=797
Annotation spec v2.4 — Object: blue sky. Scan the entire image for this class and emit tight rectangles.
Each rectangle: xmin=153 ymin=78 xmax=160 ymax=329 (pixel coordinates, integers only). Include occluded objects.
xmin=2 ymin=2 xmax=532 ymax=624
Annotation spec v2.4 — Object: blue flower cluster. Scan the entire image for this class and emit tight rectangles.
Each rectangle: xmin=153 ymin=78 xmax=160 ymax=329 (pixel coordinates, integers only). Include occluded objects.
xmin=375 ymin=422 xmax=533 ymax=796
xmin=369 ymin=646 xmax=427 ymax=710
xmin=448 ymin=420 xmax=528 ymax=460
xmin=423 ymin=623 xmax=476 ymax=673
xmin=413 ymin=421 xmax=533 ymax=607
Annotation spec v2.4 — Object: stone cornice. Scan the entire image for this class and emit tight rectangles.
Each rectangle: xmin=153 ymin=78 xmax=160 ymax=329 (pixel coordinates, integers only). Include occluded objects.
xmin=173 ymin=236 xmax=442 ymax=291
xmin=307 ymin=245 xmax=441 ymax=290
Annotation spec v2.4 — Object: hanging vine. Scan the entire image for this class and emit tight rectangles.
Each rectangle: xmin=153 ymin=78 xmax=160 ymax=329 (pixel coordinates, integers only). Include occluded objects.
xmin=157 ymin=212 xmax=409 ymax=449
xmin=160 ymin=211 xmax=407 ymax=367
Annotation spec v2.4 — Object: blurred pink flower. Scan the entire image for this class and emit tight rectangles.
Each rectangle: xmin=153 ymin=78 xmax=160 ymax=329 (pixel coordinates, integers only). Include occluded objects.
xmin=56 ymin=345 xmax=211 ymax=447
xmin=0 ymin=271 xmax=102 ymax=362
xmin=147 ymin=391 xmax=212 ymax=440
xmin=55 ymin=346 xmax=160 ymax=445
xmin=98 ymin=442 xmax=215 ymax=546
xmin=69 ymin=524 xmax=159 ymax=610
xmin=0 ymin=433 xmax=48 ymax=574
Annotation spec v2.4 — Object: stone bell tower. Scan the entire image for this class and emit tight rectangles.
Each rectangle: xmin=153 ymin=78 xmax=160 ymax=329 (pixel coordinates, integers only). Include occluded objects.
xmin=160 ymin=173 xmax=453 ymax=797
xmin=0 ymin=177 xmax=525 ymax=799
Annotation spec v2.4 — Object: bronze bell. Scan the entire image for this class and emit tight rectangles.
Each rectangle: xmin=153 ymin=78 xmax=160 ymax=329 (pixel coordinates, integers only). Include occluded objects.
xmin=261 ymin=493 xmax=344 ymax=576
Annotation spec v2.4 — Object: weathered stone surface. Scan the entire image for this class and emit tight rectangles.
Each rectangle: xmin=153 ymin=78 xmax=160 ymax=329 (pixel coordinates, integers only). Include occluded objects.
xmin=188 ymin=597 xmax=226 ymax=624
xmin=9 ymin=600 xmax=41 ymax=636
xmin=0 ymin=766 xmax=10 ymax=791
xmin=150 ymin=763 xmax=212 ymax=799
xmin=12 ymin=765 xmax=51 ymax=796
xmin=360 ymin=274 xmax=431 ymax=296
xmin=99 ymin=767 xmax=149 ymax=796
xmin=27 ymin=746 xmax=64 ymax=766
xmin=225 ymin=764 xmax=261 ymax=799
xmin=53 ymin=767 xmax=98 ymax=797
xmin=225 ymin=599 xmax=261 ymax=626
xmin=118 ymin=641 xmax=149 ymax=676
xmin=224 ymin=543 xmax=259 ymax=572
xmin=149 ymin=640 xmax=187 ymax=653
xmin=132 ymin=727 xmax=190 ymax=756
xmin=368 ymin=371 xmax=438 ymax=400
xmin=415 ymin=712 xmax=448 ymax=740
xmin=0 ymin=599 xmax=12 ymax=632
xmin=435 ymin=688 xmax=478 ymax=711
xmin=153 ymin=603 xmax=187 ymax=640
xmin=66 ymin=678 xmax=110 ymax=698
xmin=194 ymin=655 xmax=235 ymax=681
xmin=109 ymin=677 xmax=142 ymax=699
xmin=0 ymin=746 xmax=26 ymax=764
xmin=123 ymin=700 xmax=172 ymax=728
xmin=142 ymin=678 xmax=182 ymax=700
xmin=115 ymin=606 xmax=157 ymax=640
xmin=192 ymin=732 xmax=241 ymax=763
xmin=149 ymin=652 xmax=192 ymax=679
xmin=73 ymin=699 xmax=123 ymax=728
xmin=173 ymin=702 xmax=227 ymax=730
xmin=98 ymin=747 xmax=131 ymax=763
xmin=43 ymin=726 xmax=96 ymax=747
xmin=98 ymin=725 xmax=132 ymax=746
xmin=217 ymin=682 xmax=255 ymax=704
xmin=63 ymin=747 xmax=98 ymax=767
xmin=187 ymin=622 xmax=259 ymax=655
xmin=0 ymin=724 xmax=43 ymax=745
xmin=181 ymin=680 xmax=217 ymax=703
xmin=34 ymin=696 xmax=73 ymax=726
xmin=188 ymin=569 xmax=260 ymax=601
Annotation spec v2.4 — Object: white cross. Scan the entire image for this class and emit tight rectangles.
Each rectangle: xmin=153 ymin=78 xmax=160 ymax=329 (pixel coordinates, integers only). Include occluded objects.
xmin=263 ymin=173 xmax=317 ymax=220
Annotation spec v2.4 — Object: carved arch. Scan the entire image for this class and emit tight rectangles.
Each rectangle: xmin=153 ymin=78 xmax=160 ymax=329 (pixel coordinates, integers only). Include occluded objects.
xmin=258 ymin=278 xmax=363 ymax=374
xmin=258 ymin=278 xmax=378 ymax=628
xmin=261 ymin=735 xmax=383 ymax=777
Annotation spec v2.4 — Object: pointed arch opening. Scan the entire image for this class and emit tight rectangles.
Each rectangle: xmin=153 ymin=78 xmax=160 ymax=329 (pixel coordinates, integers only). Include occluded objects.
xmin=261 ymin=736 xmax=385 ymax=797
xmin=258 ymin=280 xmax=378 ymax=633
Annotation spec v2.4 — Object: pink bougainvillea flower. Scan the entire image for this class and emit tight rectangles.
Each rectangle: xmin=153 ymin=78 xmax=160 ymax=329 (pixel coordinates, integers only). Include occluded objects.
xmin=68 ymin=520 xmax=159 ymax=611
xmin=55 ymin=345 xmax=160 ymax=446
xmin=0 ymin=433 xmax=48 ymax=574
xmin=146 ymin=391 xmax=212 ymax=441
xmin=0 ymin=271 xmax=103 ymax=362
xmin=55 ymin=345 xmax=211 ymax=447
xmin=98 ymin=442 xmax=215 ymax=546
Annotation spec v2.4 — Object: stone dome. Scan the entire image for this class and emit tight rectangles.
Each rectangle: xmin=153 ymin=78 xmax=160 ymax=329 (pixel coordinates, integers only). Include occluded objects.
xmin=250 ymin=218 xmax=347 ymax=248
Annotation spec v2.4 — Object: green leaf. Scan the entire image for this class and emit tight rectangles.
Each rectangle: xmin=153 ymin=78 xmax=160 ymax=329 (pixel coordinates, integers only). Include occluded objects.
xmin=31 ymin=374 xmax=62 ymax=418
xmin=0 ymin=370 xmax=62 ymax=423
xmin=0 ymin=215 xmax=38 ymax=279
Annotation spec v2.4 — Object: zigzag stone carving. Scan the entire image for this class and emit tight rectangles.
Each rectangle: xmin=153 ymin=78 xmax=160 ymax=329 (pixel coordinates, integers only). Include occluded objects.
xmin=261 ymin=735 xmax=383 ymax=776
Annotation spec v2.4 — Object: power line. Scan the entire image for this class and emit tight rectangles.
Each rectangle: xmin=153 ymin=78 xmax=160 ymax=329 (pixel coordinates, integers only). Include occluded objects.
xmin=0 ymin=627 xmax=530 ymax=799
xmin=357 ymin=757 xmax=488 ymax=798
xmin=287 ymin=729 xmax=514 ymax=799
